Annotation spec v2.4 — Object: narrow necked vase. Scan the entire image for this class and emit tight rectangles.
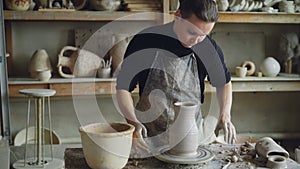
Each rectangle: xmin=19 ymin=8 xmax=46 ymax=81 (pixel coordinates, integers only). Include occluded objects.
xmin=169 ymin=101 xmax=199 ymax=156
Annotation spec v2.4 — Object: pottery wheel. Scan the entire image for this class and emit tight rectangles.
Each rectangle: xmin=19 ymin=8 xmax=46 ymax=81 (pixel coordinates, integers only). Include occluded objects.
xmin=155 ymin=146 xmax=215 ymax=164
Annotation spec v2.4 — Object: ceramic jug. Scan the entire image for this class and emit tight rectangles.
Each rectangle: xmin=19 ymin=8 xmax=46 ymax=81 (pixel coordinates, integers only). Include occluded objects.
xmin=169 ymin=102 xmax=199 ymax=156
xmin=28 ymin=49 xmax=52 ymax=78
xmin=260 ymin=57 xmax=281 ymax=77
xmin=57 ymin=46 xmax=103 ymax=78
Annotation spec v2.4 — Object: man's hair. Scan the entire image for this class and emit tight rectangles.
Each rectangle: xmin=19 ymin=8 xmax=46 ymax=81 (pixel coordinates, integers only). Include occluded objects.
xmin=179 ymin=0 xmax=219 ymax=22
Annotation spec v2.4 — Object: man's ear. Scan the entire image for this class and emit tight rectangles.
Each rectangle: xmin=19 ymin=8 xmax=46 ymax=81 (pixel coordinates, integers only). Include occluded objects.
xmin=174 ymin=9 xmax=181 ymax=18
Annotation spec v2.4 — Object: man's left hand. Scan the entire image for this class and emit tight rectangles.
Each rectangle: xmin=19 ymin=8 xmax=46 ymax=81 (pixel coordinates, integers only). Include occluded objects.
xmin=214 ymin=113 xmax=236 ymax=144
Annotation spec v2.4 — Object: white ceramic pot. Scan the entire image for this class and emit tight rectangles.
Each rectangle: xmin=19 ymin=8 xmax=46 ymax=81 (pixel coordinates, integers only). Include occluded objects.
xmin=79 ymin=122 xmax=134 ymax=169
xmin=5 ymin=0 xmax=30 ymax=11
xmin=260 ymin=57 xmax=281 ymax=77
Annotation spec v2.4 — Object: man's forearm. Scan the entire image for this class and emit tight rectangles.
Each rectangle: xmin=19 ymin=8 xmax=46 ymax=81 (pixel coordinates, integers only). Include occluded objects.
xmin=116 ymin=89 xmax=138 ymax=124
xmin=216 ymin=81 xmax=232 ymax=117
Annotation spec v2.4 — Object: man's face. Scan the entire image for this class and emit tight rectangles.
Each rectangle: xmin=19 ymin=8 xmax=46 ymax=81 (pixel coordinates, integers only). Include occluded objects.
xmin=173 ymin=13 xmax=215 ymax=48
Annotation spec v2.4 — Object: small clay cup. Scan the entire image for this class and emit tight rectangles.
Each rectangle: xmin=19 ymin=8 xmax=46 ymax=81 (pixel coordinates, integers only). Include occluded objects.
xmin=235 ymin=66 xmax=247 ymax=77
xmin=97 ymin=67 xmax=111 ymax=78
xmin=79 ymin=122 xmax=134 ymax=169
xmin=36 ymin=69 xmax=51 ymax=82
xmin=266 ymin=155 xmax=287 ymax=169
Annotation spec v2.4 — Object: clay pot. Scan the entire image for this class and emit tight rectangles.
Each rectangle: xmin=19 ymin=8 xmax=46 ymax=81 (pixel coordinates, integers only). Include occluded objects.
xmin=36 ymin=69 xmax=51 ymax=82
xmin=79 ymin=122 xmax=135 ymax=169
xmin=260 ymin=57 xmax=281 ymax=77
xmin=235 ymin=66 xmax=247 ymax=77
xmin=57 ymin=46 xmax=103 ymax=78
xmin=5 ymin=0 xmax=30 ymax=11
xmin=109 ymin=34 xmax=131 ymax=77
xmin=89 ymin=0 xmax=121 ymax=11
xmin=169 ymin=102 xmax=199 ymax=156
xmin=28 ymin=49 xmax=52 ymax=78
xmin=97 ymin=67 xmax=111 ymax=78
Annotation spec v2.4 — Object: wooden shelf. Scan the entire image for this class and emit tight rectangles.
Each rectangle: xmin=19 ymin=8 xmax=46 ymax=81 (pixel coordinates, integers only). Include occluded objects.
xmin=167 ymin=12 xmax=300 ymax=24
xmin=218 ymin=12 xmax=300 ymax=24
xmin=4 ymin=10 xmax=300 ymax=23
xmin=8 ymin=77 xmax=300 ymax=97
xmin=3 ymin=10 xmax=162 ymax=22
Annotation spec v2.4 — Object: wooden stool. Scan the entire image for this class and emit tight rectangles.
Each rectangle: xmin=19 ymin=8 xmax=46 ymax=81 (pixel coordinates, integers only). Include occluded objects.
xmin=13 ymin=89 xmax=64 ymax=169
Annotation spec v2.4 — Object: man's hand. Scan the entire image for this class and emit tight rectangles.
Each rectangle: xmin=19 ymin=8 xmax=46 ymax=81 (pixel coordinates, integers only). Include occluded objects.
xmin=132 ymin=122 xmax=148 ymax=150
xmin=214 ymin=113 xmax=236 ymax=144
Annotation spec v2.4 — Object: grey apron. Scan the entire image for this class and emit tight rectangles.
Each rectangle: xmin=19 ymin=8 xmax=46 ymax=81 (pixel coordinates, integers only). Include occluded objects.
xmin=135 ymin=51 xmax=202 ymax=149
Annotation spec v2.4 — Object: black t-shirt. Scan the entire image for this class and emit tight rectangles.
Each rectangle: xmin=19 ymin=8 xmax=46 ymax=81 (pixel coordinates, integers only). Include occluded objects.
xmin=116 ymin=22 xmax=230 ymax=103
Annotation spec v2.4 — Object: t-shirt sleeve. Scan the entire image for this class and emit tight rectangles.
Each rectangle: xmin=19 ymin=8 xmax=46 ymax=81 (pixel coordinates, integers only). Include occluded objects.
xmin=116 ymin=34 xmax=155 ymax=92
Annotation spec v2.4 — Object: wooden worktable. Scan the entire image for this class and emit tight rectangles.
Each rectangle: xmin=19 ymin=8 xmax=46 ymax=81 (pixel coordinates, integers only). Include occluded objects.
xmin=64 ymin=144 xmax=300 ymax=169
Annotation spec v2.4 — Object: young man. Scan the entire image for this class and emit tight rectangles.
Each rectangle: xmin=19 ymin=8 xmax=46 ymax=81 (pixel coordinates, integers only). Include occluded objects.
xmin=116 ymin=0 xmax=236 ymax=156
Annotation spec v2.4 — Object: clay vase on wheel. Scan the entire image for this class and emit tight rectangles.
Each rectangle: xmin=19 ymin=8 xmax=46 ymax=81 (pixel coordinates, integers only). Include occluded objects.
xmin=169 ymin=102 xmax=199 ymax=156
xmin=57 ymin=46 xmax=103 ymax=78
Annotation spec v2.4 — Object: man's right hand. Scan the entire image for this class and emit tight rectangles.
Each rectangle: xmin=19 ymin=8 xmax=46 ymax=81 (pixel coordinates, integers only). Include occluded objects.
xmin=132 ymin=122 xmax=148 ymax=150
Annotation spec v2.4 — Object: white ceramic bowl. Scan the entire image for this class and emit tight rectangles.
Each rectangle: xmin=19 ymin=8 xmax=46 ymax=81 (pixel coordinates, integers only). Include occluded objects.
xmin=79 ymin=122 xmax=134 ymax=169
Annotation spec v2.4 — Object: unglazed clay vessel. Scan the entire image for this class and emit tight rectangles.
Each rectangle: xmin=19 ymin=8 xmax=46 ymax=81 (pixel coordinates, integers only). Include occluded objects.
xmin=235 ymin=66 xmax=247 ymax=77
xmin=57 ymin=46 xmax=103 ymax=78
xmin=255 ymin=137 xmax=289 ymax=158
xmin=36 ymin=69 xmax=51 ymax=82
xmin=169 ymin=102 xmax=199 ymax=156
xmin=5 ymin=0 xmax=30 ymax=11
xmin=266 ymin=155 xmax=287 ymax=169
xmin=79 ymin=122 xmax=135 ymax=169
xmin=109 ymin=34 xmax=131 ymax=77
xmin=28 ymin=49 xmax=52 ymax=78
xmin=260 ymin=57 xmax=281 ymax=77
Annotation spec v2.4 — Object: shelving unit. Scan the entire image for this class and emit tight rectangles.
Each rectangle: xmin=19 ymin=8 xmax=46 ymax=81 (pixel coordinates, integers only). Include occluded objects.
xmin=3 ymin=2 xmax=300 ymax=97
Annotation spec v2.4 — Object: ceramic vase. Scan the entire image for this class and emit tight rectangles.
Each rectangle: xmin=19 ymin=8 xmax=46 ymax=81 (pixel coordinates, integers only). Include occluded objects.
xmin=109 ymin=34 xmax=131 ymax=77
xmin=255 ymin=137 xmax=289 ymax=158
xmin=169 ymin=102 xmax=199 ymax=156
xmin=28 ymin=49 xmax=52 ymax=79
xmin=79 ymin=122 xmax=135 ymax=169
xmin=57 ymin=46 xmax=103 ymax=78
xmin=260 ymin=57 xmax=281 ymax=77
xmin=5 ymin=0 xmax=30 ymax=11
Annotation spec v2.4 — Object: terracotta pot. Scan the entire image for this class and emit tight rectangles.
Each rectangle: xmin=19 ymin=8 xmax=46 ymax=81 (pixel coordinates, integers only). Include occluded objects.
xmin=5 ymin=0 xmax=30 ymax=11
xmin=79 ymin=122 xmax=134 ymax=169
xmin=260 ymin=57 xmax=281 ymax=77
xmin=57 ymin=46 xmax=103 ymax=78
xmin=169 ymin=102 xmax=199 ymax=156
xmin=28 ymin=49 xmax=52 ymax=78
